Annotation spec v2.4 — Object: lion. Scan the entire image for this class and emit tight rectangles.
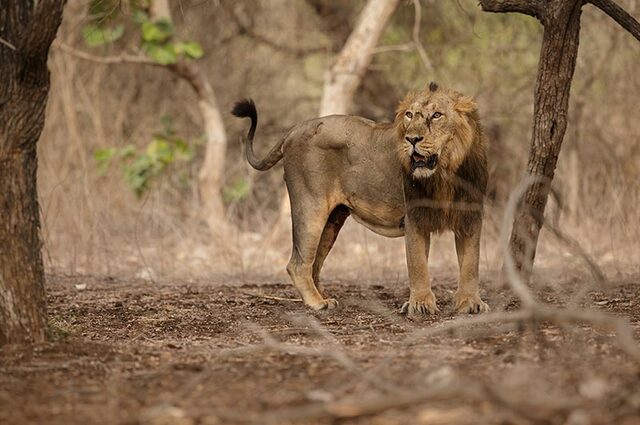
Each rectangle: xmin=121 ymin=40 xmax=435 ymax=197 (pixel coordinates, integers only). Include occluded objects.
xmin=232 ymin=82 xmax=489 ymax=315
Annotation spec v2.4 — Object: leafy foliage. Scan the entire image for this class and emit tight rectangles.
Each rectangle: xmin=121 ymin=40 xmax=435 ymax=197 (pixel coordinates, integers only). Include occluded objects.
xmin=82 ymin=23 xmax=125 ymax=47
xmin=94 ymin=118 xmax=194 ymax=197
xmin=223 ymin=179 xmax=251 ymax=203
xmin=82 ymin=1 xmax=203 ymax=65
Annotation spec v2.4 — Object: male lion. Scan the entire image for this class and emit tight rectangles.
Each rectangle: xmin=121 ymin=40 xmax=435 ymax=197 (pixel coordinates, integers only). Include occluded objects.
xmin=232 ymin=83 xmax=489 ymax=315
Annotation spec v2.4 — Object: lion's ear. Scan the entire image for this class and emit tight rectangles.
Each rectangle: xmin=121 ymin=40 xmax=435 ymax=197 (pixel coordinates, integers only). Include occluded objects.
xmin=455 ymin=96 xmax=477 ymax=115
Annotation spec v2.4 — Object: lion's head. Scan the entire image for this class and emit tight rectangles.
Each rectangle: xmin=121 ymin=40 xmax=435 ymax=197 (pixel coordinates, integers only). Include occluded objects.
xmin=395 ymin=82 xmax=480 ymax=180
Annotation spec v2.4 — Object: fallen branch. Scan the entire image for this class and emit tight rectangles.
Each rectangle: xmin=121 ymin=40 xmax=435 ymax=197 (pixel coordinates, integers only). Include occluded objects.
xmin=257 ymin=366 xmax=578 ymax=424
xmin=241 ymin=291 xmax=302 ymax=303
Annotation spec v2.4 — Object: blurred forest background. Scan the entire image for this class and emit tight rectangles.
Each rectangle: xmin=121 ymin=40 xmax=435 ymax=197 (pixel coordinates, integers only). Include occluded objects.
xmin=41 ymin=0 xmax=640 ymax=281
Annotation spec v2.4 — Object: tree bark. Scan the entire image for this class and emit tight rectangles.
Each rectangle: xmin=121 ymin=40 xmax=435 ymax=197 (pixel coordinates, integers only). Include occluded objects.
xmin=0 ymin=0 xmax=66 ymax=345
xmin=509 ymin=1 xmax=583 ymax=276
xmin=319 ymin=0 xmax=401 ymax=116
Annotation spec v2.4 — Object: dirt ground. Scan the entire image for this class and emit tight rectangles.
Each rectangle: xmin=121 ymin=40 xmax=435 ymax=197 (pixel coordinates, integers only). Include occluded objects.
xmin=1 ymin=270 xmax=640 ymax=425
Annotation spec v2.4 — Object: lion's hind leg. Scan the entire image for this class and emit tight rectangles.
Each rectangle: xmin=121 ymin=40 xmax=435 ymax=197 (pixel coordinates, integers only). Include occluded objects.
xmin=287 ymin=199 xmax=339 ymax=311
xmin=312 ymin=205 xmax=350 ymax=289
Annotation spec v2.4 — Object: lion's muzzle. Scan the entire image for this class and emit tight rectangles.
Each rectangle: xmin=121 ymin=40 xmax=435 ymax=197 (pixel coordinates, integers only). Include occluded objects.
xmin=411 ymin=151 xmax=438 ymax=172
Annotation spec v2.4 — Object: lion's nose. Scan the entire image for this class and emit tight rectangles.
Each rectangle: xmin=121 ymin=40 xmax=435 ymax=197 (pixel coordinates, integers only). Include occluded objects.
xmin=405 ymin=136 xmax=424 ymax=145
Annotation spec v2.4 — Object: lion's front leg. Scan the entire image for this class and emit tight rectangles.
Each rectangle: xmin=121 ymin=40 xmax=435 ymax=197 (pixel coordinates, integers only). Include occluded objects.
xmin=401 ymin=219 xmax=438 ymax=316
xmin=454 ymin=222 xmax=489 ymax=314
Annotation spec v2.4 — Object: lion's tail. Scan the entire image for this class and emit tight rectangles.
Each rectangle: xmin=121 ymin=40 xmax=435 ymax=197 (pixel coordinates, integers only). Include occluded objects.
xmin=231 ymin=99 xmax=284 ymax=171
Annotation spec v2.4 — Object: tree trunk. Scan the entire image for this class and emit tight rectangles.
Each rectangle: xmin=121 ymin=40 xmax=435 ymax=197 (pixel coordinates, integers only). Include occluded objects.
xmin=319 ymin=0 xmax=401 ymax=116
xmin=169 ymin=62 xmax=228 ymax=230
xmin=479 ymin=0 xmax=640 ymax=278
xmin=0 ymin=0 xmax=66 ymax=345
xmin=508 ymin=1 xmax=583 ymax=276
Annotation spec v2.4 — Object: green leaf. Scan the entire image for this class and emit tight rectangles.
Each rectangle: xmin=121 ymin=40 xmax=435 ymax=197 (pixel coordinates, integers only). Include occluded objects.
xmin=176 ymin=41 xmax=203 ymax=59
xmin=94 ymin=148 xmax=116 ymax=174
xmin=118 ymin=144 xmax=137 ymax=159
xmin=132 ymin=10 xmax=149 ymax=25
xmin=82 ymin=23 xmax=124 ymax=47
xmin=143 ymin=42 xmax=178 ymax=65
xmin=87 ymin=0 xmax=121 ymax=23
xmin=173 ymin=139 xmax=193 ymax=161
xmin=160 ymin=115 xmax=174 ymax=135
xmin=124 ymin=155 xmax=153 ymax=197
xmin=141 ymin=19 xmax=173 ymax=43
xmin=223 ymin=179 xmax=250 ymax=203
xmin=147 ymin=138 xmax=173 ymax=164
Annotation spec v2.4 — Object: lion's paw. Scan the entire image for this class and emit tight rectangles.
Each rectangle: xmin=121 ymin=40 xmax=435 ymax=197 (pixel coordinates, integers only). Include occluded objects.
xmin=309 ymin=298 xmax=339 ymax=311
xmin=400 ymin=292 xmax=439 ymax=316
xmin=454 ymin=292 xmax=489 ymax=314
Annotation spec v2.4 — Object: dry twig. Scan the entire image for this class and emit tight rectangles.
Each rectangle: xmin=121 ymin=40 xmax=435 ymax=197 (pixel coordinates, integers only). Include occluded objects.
xmin=241 ymin=291 xmax=302 ymax=303
xmin=373 ymin=0 xmax=434 ymax=72
xmin=0 ymin=36 xmax=17 ymax=51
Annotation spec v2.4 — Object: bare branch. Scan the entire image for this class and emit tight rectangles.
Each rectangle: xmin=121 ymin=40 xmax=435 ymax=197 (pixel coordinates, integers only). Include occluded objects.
xmin=373 ymin=43 xmax=413 ymax=54
xmin=501 ymin=176 xmax=542 ymax=308
xmin=226 ymin=5 xmax=327 ymax=56
xmin=372 ymin=0 xmax=434 ymax=73
xmin=260 ymin=365 xmax=576 ymax=423
xmin=543 ymin=219 xmax=609 ymax=305
xmin=588 ymin=0 xmax=640 ymax=42
xmin=411 ymin=0 xmax=434 ymax=72
xmin=478 ymin=0 xmax=544 ymax=20
xmin=245 ymin=321 xmax=403 ymax=395
xmin=241 ymin=292 xmax=302 ymax=303
xmin=0 ymin=36 xmax=17 ymax=51
xmin=54 ymin=41 xmax=156 ymax=66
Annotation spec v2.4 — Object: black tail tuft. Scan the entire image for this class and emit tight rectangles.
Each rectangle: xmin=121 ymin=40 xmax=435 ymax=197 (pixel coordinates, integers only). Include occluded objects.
xmin=232 ymin=98 xmax=258 ymax=142
xmin=231 ymin=99 xmax=257 ymax=121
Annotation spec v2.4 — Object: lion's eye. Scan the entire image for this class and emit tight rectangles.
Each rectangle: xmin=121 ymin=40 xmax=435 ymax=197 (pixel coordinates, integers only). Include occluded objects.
xmin=405 ymin=111 xmax=413 ymax=119
xmin=432 ymin=112 xmax=443 ymax=119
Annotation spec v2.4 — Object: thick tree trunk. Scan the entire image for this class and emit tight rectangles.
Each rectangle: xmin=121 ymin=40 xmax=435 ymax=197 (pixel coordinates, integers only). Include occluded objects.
xmin=319 ymin=0 xmax=401 ymax=116
xmin=0 ymin=0 xmax=66 ymax=345
xmin=508 ymin=1 xmax=583 ymax=276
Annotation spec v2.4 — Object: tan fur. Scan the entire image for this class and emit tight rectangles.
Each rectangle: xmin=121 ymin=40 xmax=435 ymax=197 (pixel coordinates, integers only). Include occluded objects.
xmin=234 ymin=86 xmax=489 ymax=314
xmin=396 ymin=86 xmax=489 ymax=315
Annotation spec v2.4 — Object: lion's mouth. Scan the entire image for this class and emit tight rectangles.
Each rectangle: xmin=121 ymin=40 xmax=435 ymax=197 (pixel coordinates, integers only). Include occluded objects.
xmin=411 ymin=152 xmax=438 ymax=170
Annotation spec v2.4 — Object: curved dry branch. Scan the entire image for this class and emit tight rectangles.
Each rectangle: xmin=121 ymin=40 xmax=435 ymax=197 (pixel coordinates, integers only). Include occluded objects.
xmin=372 ymin=0 xmax=433 ymax=73
xmin=589 ymin=0 xmax=640 ymax=42
xmin=54 ymin=42 xmax=156 ymax=66
xmin=500 ymin=176 xmax=542 ymax=308
xmin=411 ymin=0 xmax=434 ymax=72
xmin=478 ymin=0 xmax=544 ymax=19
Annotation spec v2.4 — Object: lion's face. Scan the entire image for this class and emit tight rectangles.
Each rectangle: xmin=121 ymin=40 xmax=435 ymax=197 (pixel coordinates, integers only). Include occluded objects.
xmin=396 ymin=83 xmax=478 ymax=180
